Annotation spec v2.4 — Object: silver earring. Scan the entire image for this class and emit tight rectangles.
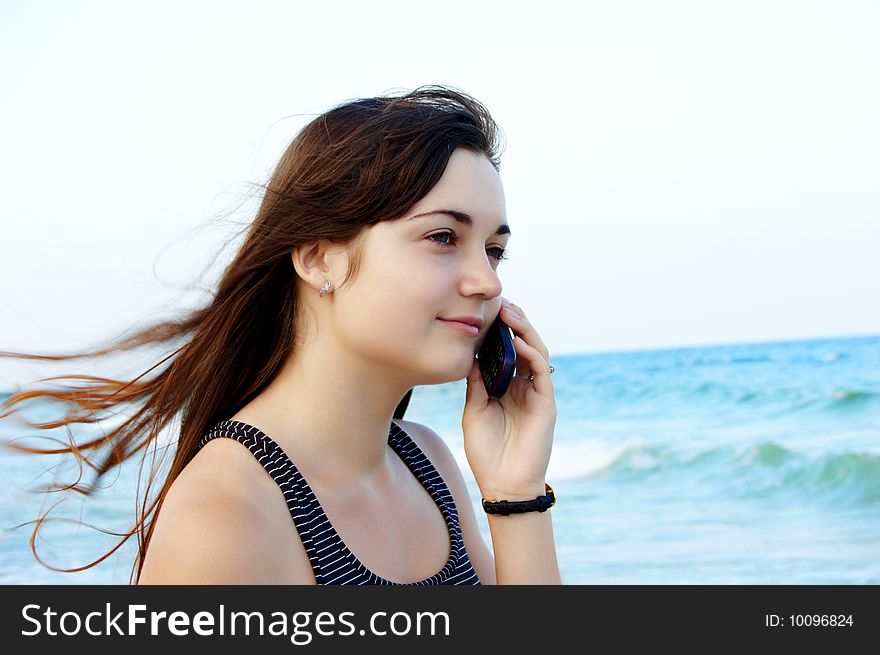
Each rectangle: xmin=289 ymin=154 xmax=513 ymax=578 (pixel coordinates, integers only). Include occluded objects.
xmin=319 ymin=280 xmax=332 ymax=297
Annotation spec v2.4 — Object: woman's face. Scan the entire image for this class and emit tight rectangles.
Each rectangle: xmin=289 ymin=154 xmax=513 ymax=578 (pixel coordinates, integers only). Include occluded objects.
xmin=336 ymin=146 xmax=510 ymax=385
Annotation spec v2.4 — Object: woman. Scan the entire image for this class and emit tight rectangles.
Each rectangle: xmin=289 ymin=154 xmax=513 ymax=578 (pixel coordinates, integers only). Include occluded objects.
xmin=1 ymin=85 xmax=560 ymax=585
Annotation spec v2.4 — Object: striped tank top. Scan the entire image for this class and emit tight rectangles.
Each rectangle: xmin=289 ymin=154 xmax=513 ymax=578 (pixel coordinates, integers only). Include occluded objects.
xmin=196 ymin=419 xmax=481 ymax=585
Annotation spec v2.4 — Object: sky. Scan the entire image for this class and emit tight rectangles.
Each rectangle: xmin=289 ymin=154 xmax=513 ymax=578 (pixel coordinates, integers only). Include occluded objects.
xmin=1 ymin=0 xmax=878 ymax=389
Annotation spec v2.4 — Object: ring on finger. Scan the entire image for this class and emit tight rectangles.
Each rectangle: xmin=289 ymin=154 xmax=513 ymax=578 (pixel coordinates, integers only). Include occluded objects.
xmin=528 ymin=364 xmax=555 ymax=381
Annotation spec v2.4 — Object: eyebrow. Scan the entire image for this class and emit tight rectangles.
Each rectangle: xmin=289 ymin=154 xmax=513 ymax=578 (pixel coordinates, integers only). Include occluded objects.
xmin=407 ymin=209 xmax=511 ymax=237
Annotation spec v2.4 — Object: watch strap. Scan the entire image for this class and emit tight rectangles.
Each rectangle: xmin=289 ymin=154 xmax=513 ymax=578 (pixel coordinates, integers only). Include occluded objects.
xmin=482 ymin=483 xmax=556 ymax=515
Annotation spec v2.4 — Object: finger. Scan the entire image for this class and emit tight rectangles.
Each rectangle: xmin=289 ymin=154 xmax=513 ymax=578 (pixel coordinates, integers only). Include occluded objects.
xmin=502 ymin=298 xmax=533 ymax=323
xmin=464 ymin=354 xmax=488 ymax=406
xmin=511 ymin=334 xmax=554 ymax=394
xmin=501 ymin=305 xmax=550 ymax=361
xmin=502 ymin=297 xmax=526 ymax=316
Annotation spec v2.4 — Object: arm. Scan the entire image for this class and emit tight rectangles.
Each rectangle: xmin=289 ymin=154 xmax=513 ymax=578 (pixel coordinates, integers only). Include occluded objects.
xmin=460 ymin=298 xmax=562 ymax=584
xmin=138 ymin=498 xmax=279 ymax=584
xmin=480 ymin=482 xmax=562 ymax=584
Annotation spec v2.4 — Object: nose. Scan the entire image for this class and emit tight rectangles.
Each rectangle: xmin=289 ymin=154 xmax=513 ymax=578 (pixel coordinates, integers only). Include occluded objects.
xmin=459 ymin=249 xmax=503 ymax=301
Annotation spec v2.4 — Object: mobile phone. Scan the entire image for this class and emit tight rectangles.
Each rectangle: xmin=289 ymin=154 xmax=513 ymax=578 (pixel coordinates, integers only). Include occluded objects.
xmin=477 ymin=314 xmax=516 ymax=398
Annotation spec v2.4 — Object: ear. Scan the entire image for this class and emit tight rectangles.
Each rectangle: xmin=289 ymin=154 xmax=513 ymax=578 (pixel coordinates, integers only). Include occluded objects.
xmin=290 ymin=239 xmax=345 ymax=292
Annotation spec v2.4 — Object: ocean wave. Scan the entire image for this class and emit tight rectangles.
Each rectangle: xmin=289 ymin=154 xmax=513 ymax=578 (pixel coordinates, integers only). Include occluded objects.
xmin=829 ymin=388 xmax=878 ymax=407
xmin=733 ymin=441 xmax=880 ymax=503
xmin=612 ymin=383 xmax=879 ymax=418
xmin=448 ymin=437 xmax=651 ymax=483
xmin=535 ymin=438 xmax=880 ymax=505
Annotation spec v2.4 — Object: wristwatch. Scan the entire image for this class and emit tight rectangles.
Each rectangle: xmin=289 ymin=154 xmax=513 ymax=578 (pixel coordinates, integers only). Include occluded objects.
xmin=482 ymin=483 xmax=556 ymax=515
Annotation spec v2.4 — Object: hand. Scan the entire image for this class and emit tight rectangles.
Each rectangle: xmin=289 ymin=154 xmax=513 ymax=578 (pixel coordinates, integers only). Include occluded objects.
xmin=462 ymin=298 xmax=557 ymax=499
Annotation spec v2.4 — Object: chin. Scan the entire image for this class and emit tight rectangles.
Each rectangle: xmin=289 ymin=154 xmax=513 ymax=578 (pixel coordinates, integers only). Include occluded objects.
xmin=419 ymin=356 xmax=474 ymax=386
xmin=450 ymin=352 xmax=478 ymax=380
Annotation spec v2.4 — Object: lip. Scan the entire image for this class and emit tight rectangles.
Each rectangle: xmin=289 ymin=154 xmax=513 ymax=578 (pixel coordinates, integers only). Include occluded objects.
xmin=439 ymin=315 xmax=485 ymax=330
xmin=438 ymin=318 xmax=481 ymax=337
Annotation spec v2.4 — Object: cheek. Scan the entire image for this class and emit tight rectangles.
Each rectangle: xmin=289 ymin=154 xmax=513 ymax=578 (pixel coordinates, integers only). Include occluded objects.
xmin=341 ymin=246 xmax=457 ymax=329
xmin=335 ymin=270 xmax=433 ymax=345
xmin=374 ymin=259 xmax=449 ymax=310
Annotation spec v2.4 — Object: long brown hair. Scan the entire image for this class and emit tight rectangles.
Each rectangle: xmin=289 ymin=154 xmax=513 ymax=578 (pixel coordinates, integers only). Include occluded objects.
xmin=0 ymin=84 xmax=504 ymax=584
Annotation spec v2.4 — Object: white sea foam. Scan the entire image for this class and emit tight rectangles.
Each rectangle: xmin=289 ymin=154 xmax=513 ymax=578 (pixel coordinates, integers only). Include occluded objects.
xmin=447 ymin=435 xmax=650 ymax=482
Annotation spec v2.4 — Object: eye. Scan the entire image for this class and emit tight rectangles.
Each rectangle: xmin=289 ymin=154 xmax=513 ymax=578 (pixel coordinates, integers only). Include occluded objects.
xmin=426 ymin=230 xmax=510 ymax=262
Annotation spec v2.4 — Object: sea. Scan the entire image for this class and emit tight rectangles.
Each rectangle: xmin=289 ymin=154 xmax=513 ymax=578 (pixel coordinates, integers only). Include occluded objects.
xmin=1 ymin=333 xmax=878 ymax=584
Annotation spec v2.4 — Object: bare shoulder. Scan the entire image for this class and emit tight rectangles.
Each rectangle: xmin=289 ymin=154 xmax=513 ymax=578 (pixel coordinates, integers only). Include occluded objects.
xmin=392 ymin=419 xmax=497 ymax=584
xmin=393 ymin=419 xmax=460 ymax=481
xmin=137 ymin=437 xmax=316 ymax=585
